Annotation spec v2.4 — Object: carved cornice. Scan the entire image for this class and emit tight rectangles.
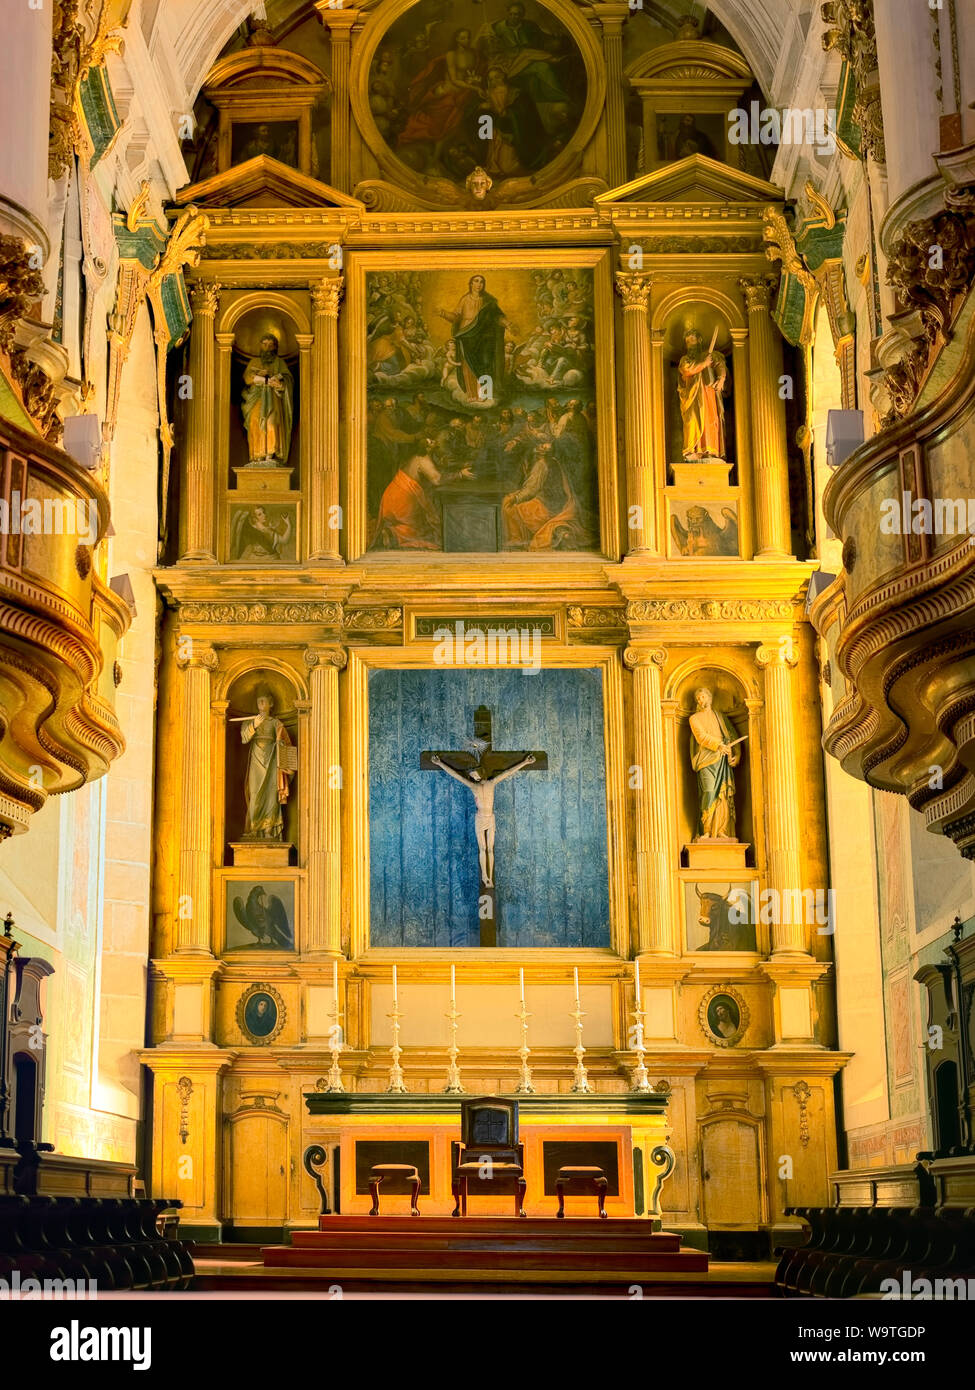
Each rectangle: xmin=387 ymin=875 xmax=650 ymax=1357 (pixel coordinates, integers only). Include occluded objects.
xmin=343 ymin=606 xmax=403 ymax=632
xmin=627 ymin=598 xmax=799 ymax=623
xmin=567 ymin=606 xmax=627 ymax=630
xmin=177 ymin=601 xmax=345 ymax=626
xmin=821 ymin=0 xmax=886 ymax=164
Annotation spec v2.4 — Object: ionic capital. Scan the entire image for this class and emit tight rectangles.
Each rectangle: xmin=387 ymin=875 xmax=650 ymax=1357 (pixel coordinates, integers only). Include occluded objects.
xmin=175 ymin=642 xmax=219 ymax=672
xmin=756 ymin=641 xmax=799 ymax=670
xmin=624 ymin=646 xmax=667 ymax=670
xmin=304 ymin=645 xmax=348 ymax=671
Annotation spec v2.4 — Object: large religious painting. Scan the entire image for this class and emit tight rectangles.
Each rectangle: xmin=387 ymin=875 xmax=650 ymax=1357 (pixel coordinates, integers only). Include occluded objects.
xmin=368 ymin=668 xmax=610 ymax=948
xmin=365 ymin=265 xmax=599 ymax=553
xmin=366 ymin=0 xmax=587 ymax=192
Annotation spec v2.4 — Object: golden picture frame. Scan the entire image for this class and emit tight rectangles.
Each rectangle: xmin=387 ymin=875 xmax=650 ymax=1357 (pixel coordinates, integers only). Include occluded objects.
xmin=344 ymin=245 xmax=619 ymax=561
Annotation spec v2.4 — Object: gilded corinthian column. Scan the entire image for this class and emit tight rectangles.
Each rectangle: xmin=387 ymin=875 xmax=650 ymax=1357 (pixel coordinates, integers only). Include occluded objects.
xmin=756 ymin=642 xmax=807 ymax=955
xmin=175 ymin=644 xmax=218 ymax=953
xmin=624 ymin=647 xmax=676 ymax=954
xmin=739 ymin=276 xmax=791 ymax=558
xmin=304 ymin=646 xmax=347 ymax=952
xmin=182 ymin=282 xmax=220 ymax=561
xmin=597 ymin=4 xmax=630 ymax=189
xmin=614 ymin=273 xmax=659 ymax=556
xmin=310 ymin=278 xmax=343 ymax=560
xmin=318 ymin=7 xmax=358 ymax=194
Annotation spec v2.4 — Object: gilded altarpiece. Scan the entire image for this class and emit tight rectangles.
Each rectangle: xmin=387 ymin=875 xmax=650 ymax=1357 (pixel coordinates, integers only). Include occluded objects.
xmin=142 ymin=1 xmax=845 ymax=1248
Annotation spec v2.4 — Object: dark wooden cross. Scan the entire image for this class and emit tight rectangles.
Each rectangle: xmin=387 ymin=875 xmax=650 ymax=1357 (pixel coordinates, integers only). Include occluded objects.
xmin=421 ymin=705 xmax=548 ymax=946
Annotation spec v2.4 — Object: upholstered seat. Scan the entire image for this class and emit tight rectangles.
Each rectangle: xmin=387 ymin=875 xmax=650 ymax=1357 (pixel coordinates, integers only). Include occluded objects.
xmin=555 ymin=1165 xmax=609 ymax=1219
xmin=368 ymin=1163 xmax=421 ymax=1216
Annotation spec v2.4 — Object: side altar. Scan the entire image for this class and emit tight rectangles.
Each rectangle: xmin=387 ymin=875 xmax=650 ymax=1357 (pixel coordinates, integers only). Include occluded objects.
xmin=302 ymin=1092 xmax=674 ymax=1222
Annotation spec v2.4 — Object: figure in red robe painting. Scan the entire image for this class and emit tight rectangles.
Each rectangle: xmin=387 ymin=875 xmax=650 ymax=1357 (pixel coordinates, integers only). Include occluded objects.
xmin=397 ymin=30 xmax=482 ymax=157
xmin=501 ymin=440 xmax=593 ymax=550
xmin=371 ymin=451 xmax=473 ymax=551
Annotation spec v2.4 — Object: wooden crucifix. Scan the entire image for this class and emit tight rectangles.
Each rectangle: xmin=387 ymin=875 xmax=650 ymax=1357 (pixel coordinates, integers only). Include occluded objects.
xmin=420 ymin=705 xmax=547 ymax=946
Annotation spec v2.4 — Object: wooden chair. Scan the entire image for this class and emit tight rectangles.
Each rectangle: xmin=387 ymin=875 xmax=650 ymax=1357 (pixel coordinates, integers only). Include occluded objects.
xmin=451 ymin=1097 xmax=527 ymax=1218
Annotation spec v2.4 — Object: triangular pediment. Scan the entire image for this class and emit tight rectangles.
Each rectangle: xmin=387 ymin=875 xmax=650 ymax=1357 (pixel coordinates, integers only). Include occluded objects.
xmin=595 ymin=155 xmax=783 ymax=208
xmin=174 ymin=157 xmax=365 ymax=212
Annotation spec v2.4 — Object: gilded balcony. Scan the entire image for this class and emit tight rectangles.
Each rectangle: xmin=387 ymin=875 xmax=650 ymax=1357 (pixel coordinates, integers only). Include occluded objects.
xmin=0 ymin=412 xmax=130 ymax=839
xmin=811 ymin=288 xmax=975 ymax=857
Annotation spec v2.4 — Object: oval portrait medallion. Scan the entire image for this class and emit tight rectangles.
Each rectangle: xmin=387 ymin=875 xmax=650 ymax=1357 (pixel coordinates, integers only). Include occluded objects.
xmin=363 ymin=0 xmax=591 ymax=200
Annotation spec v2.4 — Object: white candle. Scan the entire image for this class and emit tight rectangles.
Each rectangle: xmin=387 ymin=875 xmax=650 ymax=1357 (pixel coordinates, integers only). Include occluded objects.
xmin=392 ymin=963 xmax=398 ymax=1006
xmin=573 ymin=966 xmax=580 ymax=1003
xmin=519 ymin=967 xmax=525 ymax=1003
xmin=450 ymin=963 xmax=456 ymax=1003
xmin=634 ymin=958 xmax=641 ymax=1008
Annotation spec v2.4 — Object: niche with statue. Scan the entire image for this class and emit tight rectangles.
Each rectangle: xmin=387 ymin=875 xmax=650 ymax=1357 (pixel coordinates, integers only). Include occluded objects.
xmin=224 ymin=669 xmax=299 ymax=867
xmin=675 ymin=668 xmax=754 ymax=871
xmin=663 ymin=305 xmax=740 ymax=560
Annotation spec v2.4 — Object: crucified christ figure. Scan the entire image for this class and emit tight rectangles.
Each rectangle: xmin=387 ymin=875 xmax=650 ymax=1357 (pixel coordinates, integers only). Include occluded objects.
xmin=430 ymin=753 xmax=536 ymax=888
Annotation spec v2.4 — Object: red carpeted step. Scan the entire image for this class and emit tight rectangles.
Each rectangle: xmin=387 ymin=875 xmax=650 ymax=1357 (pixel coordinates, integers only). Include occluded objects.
xmin=262 ymin=1243 xmax=708 ymax=1273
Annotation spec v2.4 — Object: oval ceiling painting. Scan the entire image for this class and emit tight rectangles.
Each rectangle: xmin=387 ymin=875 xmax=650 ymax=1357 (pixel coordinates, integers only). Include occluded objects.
xmin=367 ymin=0 xmax=588 ymax=196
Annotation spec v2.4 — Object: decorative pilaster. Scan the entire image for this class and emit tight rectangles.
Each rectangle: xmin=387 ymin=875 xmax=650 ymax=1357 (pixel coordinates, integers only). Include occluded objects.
xmin=182 ymin=282 xmax=220 ymax=561
xmin=740 ymin=276 xmax=791 ymax=558
xmin=317 ymin=7 xmax=358 ymax=194
xmin=756 ymin=643 xmax=807 ymax=955
xmin=175 ymin=644 xmax=219 ymax=953
xmin=597 ymin=5 xmax=630 ymax=190
xmin=310 ymin=279 xmax=343 ymax=560
xmin=614 ymin=273 xmax=658 ymax=555
xmin=623 ymin=647 xmax=676 ymax=954
xmin=304 ymin=646 xmax=347 ymax=952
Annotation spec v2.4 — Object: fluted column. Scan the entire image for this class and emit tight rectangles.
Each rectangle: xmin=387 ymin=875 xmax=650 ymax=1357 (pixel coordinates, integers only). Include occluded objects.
xmin=730 ymin=329 xmax=752 ymax=547
xmin=740 ymin=277 xmax=791 ymax=558
xmin=304 ymin=646 xmax=347 ymax=953
xmin=318 ymin=7 xmax=358 ymax=193
xmin=598 ymin=5 xmax=630 ymax=189
xmin=310 ymin=278 xmax=343 ymax=560
xmin=614 ymin=273 xmax=658 ymax=555
xmin=756 ymin=643 xmax=807 ymax=955
xmin=175 ymin=645 xmax=218 ymax=953
xmin=624 ymin=647 xmax=676 ymax=955
xmin=182 ymin=283 xmax=220 ymax=560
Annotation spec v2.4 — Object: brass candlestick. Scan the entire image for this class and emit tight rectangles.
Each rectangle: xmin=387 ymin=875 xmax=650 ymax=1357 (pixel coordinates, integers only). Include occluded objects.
xmin=443 ymin=999 xmax=464 ymax=1094
xmin=630 ymin=1006 xmax=651 ymax=1093
xmin=570 ymin=999 xmax=592 ymax=1094
xmin=324 ymin=996 xmax=345 ymax=1093
xmin=514 ymin=1001 xmax=535 ymax=1094
xmin=386 ymin=1002 xmax=407 ymax=1094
